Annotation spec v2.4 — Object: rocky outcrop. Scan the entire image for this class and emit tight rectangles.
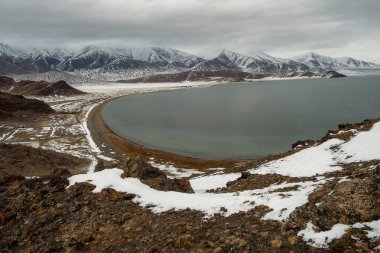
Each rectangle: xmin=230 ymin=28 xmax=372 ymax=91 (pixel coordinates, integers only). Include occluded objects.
xmin=0 ymin=76 xmax=16 ymax=90
xmin=118 ymin=157 xmax=194 ymax=193
xmin=0 ymin=76 xmax=85 ymax=96
xmin=0 ymin=144 xmax=89 ymax=177
xmin=0 ymin=91 xmax=54 ymax=119
xmin=321 ymin=70 xmax=347 ymax=78
xmin=291 ymin=140 xmax=316 ymax=149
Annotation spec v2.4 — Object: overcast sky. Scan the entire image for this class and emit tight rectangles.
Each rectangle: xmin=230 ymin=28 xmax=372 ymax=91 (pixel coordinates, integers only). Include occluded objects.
xmin=0 ymin=0 xmax=379 ymax=62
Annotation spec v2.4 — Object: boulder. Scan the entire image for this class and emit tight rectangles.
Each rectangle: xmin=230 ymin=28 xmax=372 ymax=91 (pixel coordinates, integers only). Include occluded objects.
xmin=119 ymin=157 xmax=194 ymax=193
xmin=291 ymin=140 xmax=315 ymax=149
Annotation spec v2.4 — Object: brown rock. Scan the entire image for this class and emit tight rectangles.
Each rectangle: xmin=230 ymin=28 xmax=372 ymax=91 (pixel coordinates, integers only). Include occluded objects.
xmin=270 ymin=239 xmax=282 ymax=248
xmin=120 ymin=158 xmax=194 ymax=193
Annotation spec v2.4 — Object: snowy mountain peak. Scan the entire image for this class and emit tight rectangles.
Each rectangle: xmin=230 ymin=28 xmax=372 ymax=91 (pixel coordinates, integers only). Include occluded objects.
xmin=0 ymin=42 xmax=378 ymax=78
xmin=0 ymin=43 xmax=25 ymax=58
xmin=26 ymin=47 xmax=73 ymax=61
xmin=216 ymin=50 xmax=309 ymax=73
xmin=292 ymin=52 xmax=329 ymax=61
xmin=75 ymin=46 xmax=123 ymax=58
xmin=292 ymin=52 xmax=379 ymax=69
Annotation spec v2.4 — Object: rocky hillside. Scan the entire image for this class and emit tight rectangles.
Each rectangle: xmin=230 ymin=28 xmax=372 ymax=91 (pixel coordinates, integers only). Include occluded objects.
xmin=0 ymin=144 xmax=89 ymax=177
xmin=0 ymin=76 xmax=85 ymax=96
xmin=0 ymin=91 xmax=54 ymax=119
xmin=193 ymin=50 xmax=311 ymax=73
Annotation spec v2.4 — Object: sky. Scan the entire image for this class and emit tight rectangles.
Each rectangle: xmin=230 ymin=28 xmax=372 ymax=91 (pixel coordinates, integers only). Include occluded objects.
xmin=0 ymin=0 xmax=379 ymax=62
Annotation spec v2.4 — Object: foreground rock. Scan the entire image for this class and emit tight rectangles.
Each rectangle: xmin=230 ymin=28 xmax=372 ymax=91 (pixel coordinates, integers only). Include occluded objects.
xmin=119 ymin=157 xmax=194 ymax=193
xmin=1 ymin=160 xmax=379 ymax=252
xmin=0 ymin=169 xmax=310 ymax=253
xmin=94 ymin=157 xmax=194 ymax=193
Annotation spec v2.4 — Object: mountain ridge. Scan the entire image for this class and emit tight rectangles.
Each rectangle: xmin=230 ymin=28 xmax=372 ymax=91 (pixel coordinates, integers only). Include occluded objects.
xmin=1 ymin=43 xmax=378 ymax=82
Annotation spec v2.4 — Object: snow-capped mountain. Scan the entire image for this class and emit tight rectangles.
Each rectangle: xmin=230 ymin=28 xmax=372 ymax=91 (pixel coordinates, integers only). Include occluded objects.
xmin=0 ymin=42 xmax=379 ymax=82
xmin=292 ymin=52 xmax=379 ymax=70
xmin=0 ymin=43 xmax=26 ymax=58
xmin=226 ymin=49 xmax=309 ymax=73
xmin=0 ymin=43 xmax=204 ymax=75
xmin=193 ymin=50 xmax=310 ymax=73
xmin=56 ymin=46 xmax=204 ymax=72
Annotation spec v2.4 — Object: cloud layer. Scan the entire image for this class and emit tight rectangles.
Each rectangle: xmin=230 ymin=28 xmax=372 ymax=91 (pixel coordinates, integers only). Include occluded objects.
xmin=0 ymin=0 xmax=379 ymax=62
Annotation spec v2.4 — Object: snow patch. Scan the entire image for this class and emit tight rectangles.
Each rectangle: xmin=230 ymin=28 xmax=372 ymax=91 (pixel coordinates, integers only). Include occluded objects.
xmin=338 ymin=122 xmax=380 ymax=163
xmin=353 ymin=219 xmax=380 ymax=240
xmin=69 ymin=168 xmax=325 ymax=220
xmin=299 ymin=219 xmax=380 ymax=248
xmin=190 ymin=173 xmax=241 ymax=193
xmin=148 ymin=162 xmax=204 ymax=179
xmin=298 ymin=222 xmax=350 ymax=248
xmin=250 ymin=139 xmax=344 ymax=177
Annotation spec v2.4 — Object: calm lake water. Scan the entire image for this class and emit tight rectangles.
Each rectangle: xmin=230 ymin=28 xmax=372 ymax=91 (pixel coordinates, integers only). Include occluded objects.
xmin=102 ymin=76 xmax=380 ymax=159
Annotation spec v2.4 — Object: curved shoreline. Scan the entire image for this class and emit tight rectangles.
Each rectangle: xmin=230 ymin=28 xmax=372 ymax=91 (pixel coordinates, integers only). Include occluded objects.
xmin=86 ymin=79 xmax=380 ymax=171
xmin=88 ymin=95 xmax=253 ymax=170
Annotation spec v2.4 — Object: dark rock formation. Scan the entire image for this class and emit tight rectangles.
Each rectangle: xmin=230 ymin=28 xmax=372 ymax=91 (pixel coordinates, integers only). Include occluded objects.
xmin=0 ymin=144 xmax=89 ymax=177
xmin=0 ymin=76 xmax=85 ymax=96
xmin=118 ymin=157 xmax=194 ymax=193
xmin=321 ymin=70 xmax=347 ymax=78
xmin=291 ymin=140 xmax=316 ymax=149
xmin=0 ymin=91 xmax=54 ymax=119
xmin=0 ymin=76 xmax=16 ymax=90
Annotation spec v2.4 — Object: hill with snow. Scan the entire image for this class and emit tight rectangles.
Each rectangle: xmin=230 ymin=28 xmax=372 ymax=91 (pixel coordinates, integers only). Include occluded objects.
xmin=292 ymin=52 xmax=379 ymax=70
xmin=1 ymin=43 xmax=379 ymax=83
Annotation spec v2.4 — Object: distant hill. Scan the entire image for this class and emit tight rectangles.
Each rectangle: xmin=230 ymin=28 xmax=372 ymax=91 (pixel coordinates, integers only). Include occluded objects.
xmin=0 ymin=76 xmax=85 ymax=96
xmin=118 ymin=70 xmax=266 ymax=83
xmin=118 ymin=70 xmax=346 ymax=83
xmin=0 ymin=91 xmax=54 ymax=119
xmin=292 ymin=52 xmax=379 ymax=70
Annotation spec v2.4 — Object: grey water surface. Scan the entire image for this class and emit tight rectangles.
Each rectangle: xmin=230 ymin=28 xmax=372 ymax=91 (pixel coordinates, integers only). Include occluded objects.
xmin=102 ymin=76 xmax=380 ymax=159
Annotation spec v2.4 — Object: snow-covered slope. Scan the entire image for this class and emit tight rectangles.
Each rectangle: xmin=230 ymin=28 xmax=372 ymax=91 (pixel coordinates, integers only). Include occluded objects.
xmin=57 ymin=46 xmax=204 ymax=72
xmin=1 ymin=42 xmax=379 ymax=82
xmin=0 ymin=43 xmax=24 ymax=58
xmin=194 ymin=50 xmax=310 ymax=73
xmin=293 ymin=52 xmax=379 ymax=70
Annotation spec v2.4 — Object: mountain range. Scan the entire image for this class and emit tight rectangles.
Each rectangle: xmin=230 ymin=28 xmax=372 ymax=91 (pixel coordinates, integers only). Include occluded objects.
xmin=0 ymin=42 xmax=378 ymax=83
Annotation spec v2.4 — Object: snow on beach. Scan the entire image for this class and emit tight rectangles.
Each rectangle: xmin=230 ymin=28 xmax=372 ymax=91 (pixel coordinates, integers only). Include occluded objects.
xmin=76 ymin=81 xmax=217 ymax=94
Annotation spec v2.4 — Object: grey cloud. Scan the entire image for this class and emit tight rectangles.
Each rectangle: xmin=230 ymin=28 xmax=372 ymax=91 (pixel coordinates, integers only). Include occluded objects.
xmin=0 ymin=0 xmax=379 ymax=62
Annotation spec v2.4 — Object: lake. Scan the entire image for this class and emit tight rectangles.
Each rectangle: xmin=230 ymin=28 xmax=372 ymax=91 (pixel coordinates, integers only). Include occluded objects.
xmin=101 ymin=76 xmax=380 ymax=159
